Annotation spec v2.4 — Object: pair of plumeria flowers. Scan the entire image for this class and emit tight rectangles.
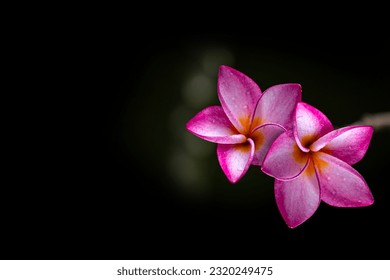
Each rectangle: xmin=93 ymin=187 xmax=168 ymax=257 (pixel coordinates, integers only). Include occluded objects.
xmin=186 ymin=65 xmax=374 ymax=228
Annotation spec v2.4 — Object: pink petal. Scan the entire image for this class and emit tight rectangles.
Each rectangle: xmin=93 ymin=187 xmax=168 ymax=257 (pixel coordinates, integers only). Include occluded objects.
xmin=253 ymin=83 xmax=302 ymax=130
xmin=313 ymin=152 xmax=374 ymax=207
xmin=186 ymin=106 xmax=247 ymax=144
xmin=250 ymin=124 xmax=286 ymax=166
xmin=294 ymin=102 xmax=334 ymax=151
xmin=261 ymin=131 xmax=310 ymax=180
xmin=275 ymin=161 xmax=320 ymax=228
xmin=218 ymin=65 xmax=262 ymax=135
xmin=311 ymin=126 xmax=373 ymax=165
xmin=217 ymin=138 xmax=255 ymax=183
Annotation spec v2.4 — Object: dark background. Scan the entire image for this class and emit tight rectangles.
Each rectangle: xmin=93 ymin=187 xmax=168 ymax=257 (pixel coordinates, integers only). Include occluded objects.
xmin=4 ymin=13 xmax=389 ymax=260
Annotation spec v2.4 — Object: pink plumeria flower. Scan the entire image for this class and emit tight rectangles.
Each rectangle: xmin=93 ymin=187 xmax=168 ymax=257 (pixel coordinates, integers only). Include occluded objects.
xmin=262 ymin=102 xmax=374 ymax=228
xmin=186 ymin=65 xmax=301 ymax=183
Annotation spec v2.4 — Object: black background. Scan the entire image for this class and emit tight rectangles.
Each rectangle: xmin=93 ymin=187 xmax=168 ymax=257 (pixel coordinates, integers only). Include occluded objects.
xmin=3 ymin=11 xmax=389 ymax=260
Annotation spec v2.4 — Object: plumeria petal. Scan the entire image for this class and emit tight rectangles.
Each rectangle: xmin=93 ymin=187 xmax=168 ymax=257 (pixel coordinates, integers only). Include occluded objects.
xmin=275 ymin=161 xmax=320 ymax=228
xmin=250 ymin=124 xmax=286 ymax=166
xmin=218 ymin=65 xmax=262 ymax=135
xmin=217 ymin=138 xmax=255 ymax=183
xmin=262 ymin=131 xmax=310 ymax=180
xmin=313 ymin=152 xmax=374 ymax=207
xmin=310 ymin=126 xmax=355 ymax=151
xmin=252 ymin=84 xmax=302 ymax=130
xmin=294 ymin=102 xmax=334 ymax=151
xmin=186 ymin=106 xmax=247 ymax=144
xmin=311 ymin=126 xmax=373 ymax=165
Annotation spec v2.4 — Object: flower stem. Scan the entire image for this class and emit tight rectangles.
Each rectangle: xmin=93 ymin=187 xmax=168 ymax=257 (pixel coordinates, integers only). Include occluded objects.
xmin=352 ymin=112 xmax=390 ymax=131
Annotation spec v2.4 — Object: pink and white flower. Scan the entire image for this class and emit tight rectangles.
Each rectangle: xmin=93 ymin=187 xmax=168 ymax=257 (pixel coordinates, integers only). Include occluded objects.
xmin=262 ymin=102 xmax=374 ymax=228
xmin=186 ymin=65 xmax=301 ymax=183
